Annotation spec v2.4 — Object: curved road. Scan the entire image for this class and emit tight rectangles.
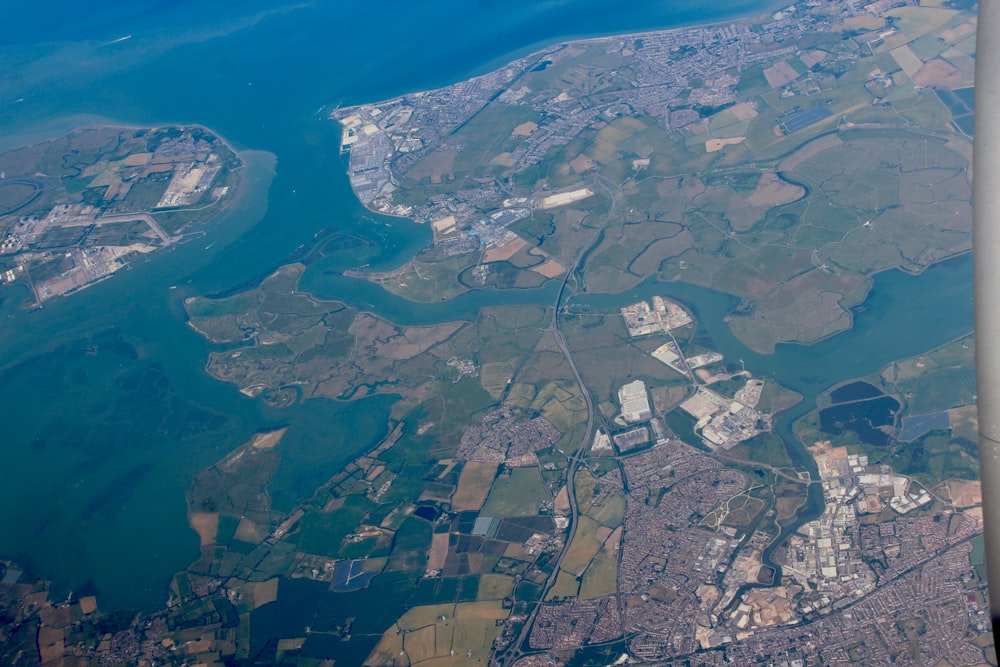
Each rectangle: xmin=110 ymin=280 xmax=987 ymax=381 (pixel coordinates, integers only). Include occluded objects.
xmin=493 ymin=178 xmax=620 ymax=666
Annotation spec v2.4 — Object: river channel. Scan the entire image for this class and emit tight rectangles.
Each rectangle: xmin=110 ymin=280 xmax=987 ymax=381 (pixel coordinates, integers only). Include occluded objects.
xmin=0 ymin=0 xmax=973 ymax=613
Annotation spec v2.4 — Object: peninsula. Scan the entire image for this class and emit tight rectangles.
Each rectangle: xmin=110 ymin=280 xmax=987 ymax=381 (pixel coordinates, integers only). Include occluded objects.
xmin=0 ymin=125 xmax=242 ymax=306
xmin=334 ymin=0 xmax=973 ymax=354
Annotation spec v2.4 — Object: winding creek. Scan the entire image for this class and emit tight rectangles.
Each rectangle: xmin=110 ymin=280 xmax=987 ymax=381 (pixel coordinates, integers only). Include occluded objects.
xmin=0 ymin=0 xmax=973 ymax=613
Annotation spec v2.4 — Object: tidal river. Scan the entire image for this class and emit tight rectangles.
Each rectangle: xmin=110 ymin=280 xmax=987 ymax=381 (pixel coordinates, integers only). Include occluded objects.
xmin=0 ymin=0 xmax=969 ymax=612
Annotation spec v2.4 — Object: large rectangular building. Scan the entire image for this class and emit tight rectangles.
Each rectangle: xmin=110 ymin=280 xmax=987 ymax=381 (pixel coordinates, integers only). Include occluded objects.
xmin=618 ymin=380 xmax=652 ymax=422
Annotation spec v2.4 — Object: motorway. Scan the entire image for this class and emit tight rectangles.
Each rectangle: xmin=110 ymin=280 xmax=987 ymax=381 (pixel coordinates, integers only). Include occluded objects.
xmin=488 ymin=175 xmax=813 ymax=664
xmin=493 ymin=177 xmax=620 ymax=666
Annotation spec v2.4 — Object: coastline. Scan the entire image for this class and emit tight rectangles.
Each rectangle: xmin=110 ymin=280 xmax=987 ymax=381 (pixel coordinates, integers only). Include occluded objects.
xmin=0 ymin=143 xmax=277 ymax=372
xmin=334 ymin=0 xmax=793 ymax=111
xmin=0 ymin=121 xmax=270 ymax=316
xmin=0 ymin=141 xmax=279 ymax=613
xmin=328 ymin=3 xmax=800 ymax=307
xmin=0 ymin=116 xmax=249 ymax=160
xmin=333 ymin=2 xmax=786 ymax=119
xmin=767 ymin=250 xmax=974 ymax=356
xmin=0 ymin=0 xmax=986 ymax=660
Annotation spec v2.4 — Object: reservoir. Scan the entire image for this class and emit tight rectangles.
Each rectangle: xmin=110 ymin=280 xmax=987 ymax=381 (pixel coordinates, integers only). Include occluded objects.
xmin=0 ymin=0 xmax=972 ymax=613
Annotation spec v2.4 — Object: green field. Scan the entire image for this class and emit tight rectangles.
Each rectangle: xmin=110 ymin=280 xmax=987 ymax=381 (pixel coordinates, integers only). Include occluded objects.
xmin=725 ymin=433 xmax=793 ymax=469
xmin=579 ymin=549 xmax=618 ymax=599
xmin=480 ymin=467 xmax=551 ymax=517
xmin=755 ymin=380 xmax=802 ymax=414
xmin=475 ymin=573 xmax=514 ymax=601
xmin=372 ymin=251 xmax=478 ymax=302
xmin=560 ymin=516 xmax=605 ymax=577
xmin=971 ymin=534 xmax=986 ymax=566
xmin=296 ymin=495 xmax=374 ymax=557
xmin=899 ymin=365 xmax=976 ymax=414
xmin=0 ymin=182 xmax=38 ymax=213
xmin=546 ymin=570 xmax=582 ymax=601
xmin=587 ymin=493 xmax=626 ymax=528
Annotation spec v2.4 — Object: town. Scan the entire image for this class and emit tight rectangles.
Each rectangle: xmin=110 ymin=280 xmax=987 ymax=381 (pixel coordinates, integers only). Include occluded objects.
xmin=332 ymin=0 xmax=867 ymax=269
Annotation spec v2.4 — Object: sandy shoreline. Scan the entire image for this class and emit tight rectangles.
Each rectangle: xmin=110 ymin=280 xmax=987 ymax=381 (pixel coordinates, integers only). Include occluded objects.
xmin=334 ymin=0 xmax=789 ymax=117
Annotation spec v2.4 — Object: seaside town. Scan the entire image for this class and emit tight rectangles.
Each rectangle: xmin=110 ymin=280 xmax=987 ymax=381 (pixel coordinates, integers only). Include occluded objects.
xmin=332 ymin=0 xmax=918 ymax=264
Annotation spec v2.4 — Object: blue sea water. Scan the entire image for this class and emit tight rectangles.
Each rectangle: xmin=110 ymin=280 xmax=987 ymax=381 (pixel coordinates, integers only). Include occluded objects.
xmin=0 ymin=0 xmax=973 ymax=614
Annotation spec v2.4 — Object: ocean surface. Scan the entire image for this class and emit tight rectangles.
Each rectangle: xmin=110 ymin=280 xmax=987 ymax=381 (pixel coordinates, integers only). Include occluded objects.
xmin=0 ymin=0 xmax=973 ymax=613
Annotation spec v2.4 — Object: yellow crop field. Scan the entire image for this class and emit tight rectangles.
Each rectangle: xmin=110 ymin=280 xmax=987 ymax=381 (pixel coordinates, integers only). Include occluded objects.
xmin=561 ymin=516 xmax=604 ymax=576
xmin=452 ymin=462 xmax=499 ymax=511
